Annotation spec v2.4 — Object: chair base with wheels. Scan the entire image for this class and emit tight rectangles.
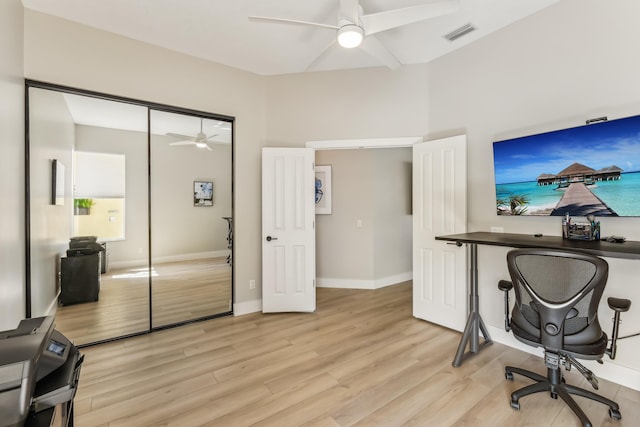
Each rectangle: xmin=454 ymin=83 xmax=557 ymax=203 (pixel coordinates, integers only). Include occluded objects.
xmin=498 ymin=250 xmax=631 ymax=427
xmin=505 ymin=356 xmax=621 ymax=427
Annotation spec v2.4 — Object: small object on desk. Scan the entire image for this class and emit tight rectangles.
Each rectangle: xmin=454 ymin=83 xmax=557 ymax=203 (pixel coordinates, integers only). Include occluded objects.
xmin=604 ymin=236 xmax=626 ymax=243
xmin=534 ymin=233 xmax=543 ymax=237
xmin=565 ymin=220 xmax=600 ymax=241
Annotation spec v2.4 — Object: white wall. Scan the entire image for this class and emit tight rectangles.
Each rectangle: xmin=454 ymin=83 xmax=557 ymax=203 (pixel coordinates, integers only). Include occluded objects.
xmin=0 ymin=0 xmax=25 ymax=330
xmin=315 ymin=150 xmax=375 ymax=285
xmin=373 ymin=148 xmax=412 ymax=282
xmin=28 ymin=88 xmax=75 ymax=317
xmin=150 ymin=134 xmax=232 ymax=261
xmin=23 ymin=9 xmax=267 ymax=307
xmin=266 ymin=66 xmax=431 ymax=143
xmin=315 ymin=148 xmax=412 ymax=288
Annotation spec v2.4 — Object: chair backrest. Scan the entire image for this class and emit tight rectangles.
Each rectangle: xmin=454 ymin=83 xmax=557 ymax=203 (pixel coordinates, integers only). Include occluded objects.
xmin=506 ymin=249 xmax=608 ymax=352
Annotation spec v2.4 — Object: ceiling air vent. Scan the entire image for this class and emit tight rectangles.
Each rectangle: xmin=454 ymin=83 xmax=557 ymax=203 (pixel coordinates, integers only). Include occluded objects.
xmin=444 ymin=23 xmax=477 ymax=42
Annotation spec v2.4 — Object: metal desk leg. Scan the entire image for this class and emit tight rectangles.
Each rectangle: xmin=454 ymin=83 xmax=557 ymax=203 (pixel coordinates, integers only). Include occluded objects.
xmin=452 ymin=243 xmax=492 ymax=367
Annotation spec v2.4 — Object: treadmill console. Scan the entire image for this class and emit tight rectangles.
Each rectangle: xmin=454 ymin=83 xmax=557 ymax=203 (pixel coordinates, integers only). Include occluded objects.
xmin=0 ymin=317 xmax=82 ymax=427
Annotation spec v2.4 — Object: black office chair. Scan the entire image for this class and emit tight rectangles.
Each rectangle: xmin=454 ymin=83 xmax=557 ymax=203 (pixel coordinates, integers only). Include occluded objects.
xmin=498 ymin=249 xmax=631 ymax=427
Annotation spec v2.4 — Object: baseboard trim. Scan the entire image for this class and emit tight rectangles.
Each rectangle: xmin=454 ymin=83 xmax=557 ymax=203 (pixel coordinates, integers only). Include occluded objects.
xmin=487 ymin=325 xmax=640 ymax=391
xmin=317 ymin=271 xmax=412 ymax=290
xmin=110 ymin=250 xmax=230 ymax=270
xmin=234 ymin=299 xmax=262 ymax=316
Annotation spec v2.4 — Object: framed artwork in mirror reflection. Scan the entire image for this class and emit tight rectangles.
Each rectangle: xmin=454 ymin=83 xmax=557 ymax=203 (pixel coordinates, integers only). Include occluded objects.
xmin=194 ymin=181 xmax=213 ymax=206
xmin=51 ymin=159 xmax=65 ymax=206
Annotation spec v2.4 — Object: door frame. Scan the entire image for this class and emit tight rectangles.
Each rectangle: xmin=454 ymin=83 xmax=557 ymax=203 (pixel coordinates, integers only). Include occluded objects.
xmin=307 ymin=136 xmax=423 ymax=151
xmin=263 ymin=135 xmax=468 ymax=321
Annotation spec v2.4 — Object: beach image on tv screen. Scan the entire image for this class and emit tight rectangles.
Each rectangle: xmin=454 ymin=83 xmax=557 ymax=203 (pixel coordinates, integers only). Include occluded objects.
xmin=493 ymin=115 xmax=640 ymax=217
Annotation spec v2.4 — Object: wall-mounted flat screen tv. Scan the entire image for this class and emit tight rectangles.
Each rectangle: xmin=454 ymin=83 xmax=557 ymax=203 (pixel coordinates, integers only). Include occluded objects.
xmin=493 ymin=115 xmax=640 ymax=217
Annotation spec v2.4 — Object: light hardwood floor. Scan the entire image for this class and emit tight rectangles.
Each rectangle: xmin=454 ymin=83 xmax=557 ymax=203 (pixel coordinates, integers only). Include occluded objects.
xmin=74 ymin=282 xmax=639 ymax=426
xmin=55 ymin=258 xmax=232 ymax=345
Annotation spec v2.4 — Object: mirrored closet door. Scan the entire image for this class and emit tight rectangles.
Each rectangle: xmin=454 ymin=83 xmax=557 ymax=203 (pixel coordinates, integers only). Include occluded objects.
xmin=28 ymin=86 xmax=151 ymax=345
xmin=149 ymin=110 xmax=233 ymax=327
xmin=26 ymin=82 xmax=234 ymax=346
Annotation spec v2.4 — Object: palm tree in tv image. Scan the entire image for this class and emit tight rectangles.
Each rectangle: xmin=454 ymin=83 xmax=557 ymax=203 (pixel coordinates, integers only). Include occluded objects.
xmin=497 ymin=194 xmax=530 ymax=215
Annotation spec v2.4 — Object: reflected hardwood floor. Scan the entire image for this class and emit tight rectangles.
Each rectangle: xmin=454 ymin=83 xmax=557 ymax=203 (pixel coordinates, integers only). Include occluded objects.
xmin=55 ymin=257 xmax=232 ymax=345
xmin=74 ymin=282 xmax=640 ymax=426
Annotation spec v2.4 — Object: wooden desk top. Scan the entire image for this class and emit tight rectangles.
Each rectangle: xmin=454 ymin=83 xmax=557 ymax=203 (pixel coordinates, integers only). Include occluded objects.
xmin=436 ymin=231 xmax=640 ymax=260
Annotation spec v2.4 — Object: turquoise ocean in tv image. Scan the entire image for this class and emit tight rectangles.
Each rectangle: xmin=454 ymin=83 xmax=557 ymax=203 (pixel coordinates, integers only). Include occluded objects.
xmin=496 ymin=171 xmax=640 ymax=216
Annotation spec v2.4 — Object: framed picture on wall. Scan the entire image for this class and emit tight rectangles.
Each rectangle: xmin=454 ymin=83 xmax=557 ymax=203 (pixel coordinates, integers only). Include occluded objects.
xmin=194 ymin=181 xmax=213 ymax=206
xmin=315 ymin=165 xmax=332 ymax=214
xmin=51 ymin=159 xmax=65 ymax=206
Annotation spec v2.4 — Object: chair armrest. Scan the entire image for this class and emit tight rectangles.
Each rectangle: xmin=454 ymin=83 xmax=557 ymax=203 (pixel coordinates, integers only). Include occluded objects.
xmin=607 ymin=297 xmax=631 ymax=313
xmin=606 ymin=297 xmax=631 ymax=360
xmin=498 ymin=280 xmax=512 ymax=332
xmin=498 ymin=280 xmax=513 ymax=292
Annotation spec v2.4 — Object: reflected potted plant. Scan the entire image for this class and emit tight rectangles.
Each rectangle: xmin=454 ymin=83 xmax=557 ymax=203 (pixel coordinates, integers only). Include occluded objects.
xmin=74 ymin=198 xmax=95 ymax=215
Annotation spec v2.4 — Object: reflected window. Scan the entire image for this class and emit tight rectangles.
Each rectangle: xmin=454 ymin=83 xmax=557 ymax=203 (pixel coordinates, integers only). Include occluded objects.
xmin=73 ymin=151 xmax=126 ymax=240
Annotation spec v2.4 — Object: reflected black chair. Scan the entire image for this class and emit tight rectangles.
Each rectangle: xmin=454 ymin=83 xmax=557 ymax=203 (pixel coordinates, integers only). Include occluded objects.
xmin=498 ymin=249 xmax=631 ymax=427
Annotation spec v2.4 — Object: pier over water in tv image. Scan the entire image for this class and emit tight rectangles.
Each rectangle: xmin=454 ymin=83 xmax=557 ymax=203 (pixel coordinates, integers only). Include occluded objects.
xmin=493 ymin=115 xmax=640 ymax=217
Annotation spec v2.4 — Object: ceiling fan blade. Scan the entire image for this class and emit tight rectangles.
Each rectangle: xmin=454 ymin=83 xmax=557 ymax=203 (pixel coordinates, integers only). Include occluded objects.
xmin=359 ymin=35 xmax=401 ymax=70
xmin=339 ymin=0 xmax=360 ymax=24
xmin=205 ymin=134 xmax=219 ymax=141
xmin=166 ymin=132 xmax=194 ymax=140
xmin=361 ymin=0 xmax=459 ymax=36
xmin=305 ymin=39 xmax=338 ymax=72
xmin=204 ymin=144 xmax=213 ymax=152
xmin=249 ymin=16 xmax=338 ymax=31
xmin=169 ymin=141 xmax=196 ymax=146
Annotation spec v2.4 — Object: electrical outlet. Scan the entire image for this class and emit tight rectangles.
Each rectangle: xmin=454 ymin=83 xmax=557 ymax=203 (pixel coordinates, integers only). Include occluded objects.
xmin=249 ymin=279 xmax=256 ymax=290
xmin=491 ymin=226 xmax=504 ymax=233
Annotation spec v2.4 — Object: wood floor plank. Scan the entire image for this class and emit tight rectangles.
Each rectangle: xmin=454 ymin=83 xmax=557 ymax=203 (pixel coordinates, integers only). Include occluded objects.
xmin=404 ymin=379 xmax=492 ymax=426
xmin=204 ymin=373 xmax=340 ymax=427
xmin=73 ymin=282 xmax=639 ymax=426
xmin=55 ymin=257 xmax=232 ymax=345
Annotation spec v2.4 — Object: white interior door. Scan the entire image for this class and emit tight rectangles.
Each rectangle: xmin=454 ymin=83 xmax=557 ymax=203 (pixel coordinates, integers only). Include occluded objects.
xmin=413 ymin=135 xmax=467 ymax=331
xmin=262 ymin=147 xmax=316 ymax=312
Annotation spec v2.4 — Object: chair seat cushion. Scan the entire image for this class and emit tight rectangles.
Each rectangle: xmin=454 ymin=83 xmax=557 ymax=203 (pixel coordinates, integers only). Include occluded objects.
xmin=511 ymin=318 xmax=608 ymax=359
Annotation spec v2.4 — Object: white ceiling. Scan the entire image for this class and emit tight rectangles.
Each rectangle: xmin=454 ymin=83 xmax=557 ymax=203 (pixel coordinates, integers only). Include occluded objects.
xmin=60 ymin=91 xmax=232 ymax=144
xmin=22 ymin=0 xmax=559 ymax=76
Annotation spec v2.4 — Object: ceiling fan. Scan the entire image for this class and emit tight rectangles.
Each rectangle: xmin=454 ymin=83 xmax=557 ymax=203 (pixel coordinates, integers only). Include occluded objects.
xmin=167 ymin=118 xmax=217 ymax=151
xmin=250 ymin=0 xmax=460 ymax=70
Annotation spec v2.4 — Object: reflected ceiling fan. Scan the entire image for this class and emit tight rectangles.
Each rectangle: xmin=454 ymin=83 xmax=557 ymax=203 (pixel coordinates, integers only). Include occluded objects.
xmin=167 ymin=118 xmax=217 ymax=151
xmin=250 ymin=0 xmax=459 ymax=70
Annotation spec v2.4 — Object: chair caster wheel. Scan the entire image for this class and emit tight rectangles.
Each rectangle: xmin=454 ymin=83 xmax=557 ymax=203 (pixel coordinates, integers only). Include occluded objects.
xmin=609 ymin=408 xmax=622 ymax=420
xmin=510 ymin=399 xmax=520 ymax=410
xmin=505 ymin=371 xmax=514 ymax=381
xmin=551 ymin=392 xmax=558 ymax=399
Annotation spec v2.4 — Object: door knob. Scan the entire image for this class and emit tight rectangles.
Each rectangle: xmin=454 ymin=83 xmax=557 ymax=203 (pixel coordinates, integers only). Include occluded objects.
xmin=266 ymin=236 xmax=278 ymax=242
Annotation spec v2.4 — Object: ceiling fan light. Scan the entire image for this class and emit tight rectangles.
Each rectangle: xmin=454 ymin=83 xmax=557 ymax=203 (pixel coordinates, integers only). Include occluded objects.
xmin=196 ymin=142 xmax=207 ymax=148
xmin=337 ymin=25 xmax=364 ymax=48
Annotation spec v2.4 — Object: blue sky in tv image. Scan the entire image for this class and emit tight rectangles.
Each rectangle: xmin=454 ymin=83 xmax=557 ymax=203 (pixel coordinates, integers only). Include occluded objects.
xmin=493 ymin=114 xmax=640 ymax=216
